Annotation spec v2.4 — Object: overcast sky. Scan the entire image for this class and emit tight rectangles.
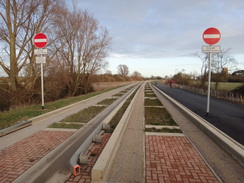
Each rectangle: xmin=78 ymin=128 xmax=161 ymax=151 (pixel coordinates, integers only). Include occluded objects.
xmin=72 ymin=0 xmax=244 ymax=77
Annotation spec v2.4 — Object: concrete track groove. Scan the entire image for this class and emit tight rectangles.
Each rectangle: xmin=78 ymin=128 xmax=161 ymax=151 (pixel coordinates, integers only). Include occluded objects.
xmin=104 ymin=83 xmax=145 ymax=183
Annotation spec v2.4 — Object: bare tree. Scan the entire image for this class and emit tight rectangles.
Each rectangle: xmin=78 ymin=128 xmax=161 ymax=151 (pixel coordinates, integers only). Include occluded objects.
xmin=52 ymin=8 xmax=111 ymax=95
xmin=117 ymin=64 xmax=129 ymax=76
xmin=0 ymin=0 xmax=37 ymax=91
xmin=212 ymin=48 xmax=238 ymax=73
xmin=132 ymin=71 xmax=142 ymax=78
xmin=0 ymin=0 xmax=111 ymax=107
xmin=131 ymin=71 xmax=143 ymax=80
xmin=212 ymin=48 xmax=238 ymax=89
xmin=195 ymin=48 xmax=238 ymax=89
xmin=0 ymin=0 xmax=60 ymax=93
xmin=106 ymin=70 xmax=112 ymax=75
xmin=195 ymin=52 xmax=208 ymax=87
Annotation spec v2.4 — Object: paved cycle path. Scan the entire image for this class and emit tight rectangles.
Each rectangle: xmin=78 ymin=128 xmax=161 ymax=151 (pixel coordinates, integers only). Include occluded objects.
xmin=103 ymin=83 xmax=220 ymax=183
xmin=0 ymin=129 xmax=74 ymax=183
xmin=155 ymin=81 xmax=244 ymax=145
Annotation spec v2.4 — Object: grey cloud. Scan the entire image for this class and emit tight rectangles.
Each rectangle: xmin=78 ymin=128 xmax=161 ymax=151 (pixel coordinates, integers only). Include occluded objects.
xmin=75 ymin=0 xmax=244 ymax=58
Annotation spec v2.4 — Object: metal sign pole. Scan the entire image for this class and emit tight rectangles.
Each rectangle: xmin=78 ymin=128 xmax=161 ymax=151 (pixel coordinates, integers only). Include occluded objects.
xmin=33 ymin=33 xmax=48 ymax=110
xmin=206 ymin=52 xmax=212 ymax=116
xmin=202 ymin=27 xmax=221 ymax=116
xmin=41 ymin=61 xmax=45 ymax=110
xmin=34 ymin=50 xmax=47 ymax=110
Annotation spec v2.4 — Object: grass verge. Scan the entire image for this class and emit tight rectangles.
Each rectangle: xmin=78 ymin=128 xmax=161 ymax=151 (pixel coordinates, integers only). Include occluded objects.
xmin=0 ymin=87 xmax=119 ymax=130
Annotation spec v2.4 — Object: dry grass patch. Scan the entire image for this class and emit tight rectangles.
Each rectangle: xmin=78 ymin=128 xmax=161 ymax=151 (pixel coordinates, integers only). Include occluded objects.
xmin=49 ymin=105 xmax=106 ymax=129
xmin=145 ymin=107 xmax=176 ymax=126
xmin=61 ymin=106 xmax=106 ymax=123
xmin=144 ymin=98 xmax=163 ymax=106
xmin=145 ymin=127 xmax=182 ymax=133
xmin=97 ymin=98 xmax=117 ymax=105
xmin=145 ymin=93 xmax=156 ymax=97
xmin=113 ymin=92 xmax=124 ymax=97
xmin=109 ymin=89 xmax=138 ymax=129
xmin=49 ymin=123 xmax=83 ymax=129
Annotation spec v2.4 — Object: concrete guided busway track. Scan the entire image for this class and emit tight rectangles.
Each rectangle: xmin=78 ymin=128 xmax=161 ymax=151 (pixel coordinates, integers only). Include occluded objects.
xmin=0 ymin=83 xmax=141 ymax=183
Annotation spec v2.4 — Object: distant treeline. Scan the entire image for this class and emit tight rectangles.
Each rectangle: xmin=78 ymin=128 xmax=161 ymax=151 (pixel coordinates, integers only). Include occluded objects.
xmin=0 ymin=74 xmax=144 ymax=112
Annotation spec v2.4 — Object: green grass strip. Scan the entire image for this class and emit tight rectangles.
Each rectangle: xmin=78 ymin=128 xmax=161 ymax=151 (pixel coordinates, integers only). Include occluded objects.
xmin=48 ymin=123 xmax=83 ymax=129
xmin=97 ymin=98 xmax=117 ymax=105
xmin=145 ymin=107 xmax=177 ymax=126
xmin=61 ymin=106 xmax=106 ymax=123
xmin=145 ymin=93 xmax=156 ymax=97
xmin=144 ymin=98 xmax=163 ymax=106
xmin=145 ymin=127 xmax=182 ymax=133
xmin=109 ymin=89 xmax=138 ymax=129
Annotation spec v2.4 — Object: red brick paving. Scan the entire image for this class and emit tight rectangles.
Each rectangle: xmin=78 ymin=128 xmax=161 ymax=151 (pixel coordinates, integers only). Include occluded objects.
xmin=0 ymin=130 xmax=74 ymax=183
xmin=66 ymin=133 xmax=111 ymax=183
xmin=146 ymin=135 xmax=220 ymax=183
xmin=0 ymin=131 xmax=220 ymax=183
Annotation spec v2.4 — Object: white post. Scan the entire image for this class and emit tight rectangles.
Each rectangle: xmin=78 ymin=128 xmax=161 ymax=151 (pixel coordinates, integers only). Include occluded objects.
xmin=206 ymin=52 xmax=212 ymax=116
xmin=41 ymin=62 xmax=45 ymax=110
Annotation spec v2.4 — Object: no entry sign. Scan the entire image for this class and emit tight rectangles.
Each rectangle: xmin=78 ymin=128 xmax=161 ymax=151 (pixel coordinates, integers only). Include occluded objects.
xmin=33 ymin=33 xmax=48 ymax=48
xmin=33 ymin=33 xmax=48 ymax=110
xmin=202 ymin=27 xmax=221 ymax=45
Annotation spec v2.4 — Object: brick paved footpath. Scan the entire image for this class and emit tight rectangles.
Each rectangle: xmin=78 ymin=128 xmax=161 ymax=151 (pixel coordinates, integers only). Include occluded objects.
xmin=0 ymin=130 xmax=74 ymax=183
xmin=146 ymin=135 xmax=220 ymax=183
xmin=65 ymin=134 xmax=220 ymax=183
xmin=0 ymin=131 xmax=220 ymax=183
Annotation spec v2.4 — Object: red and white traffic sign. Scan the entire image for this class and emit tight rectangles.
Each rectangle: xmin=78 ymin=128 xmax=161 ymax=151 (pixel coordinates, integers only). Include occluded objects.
xmin=33 ymin=33 xmax=48 ymax=48
xmin=202 ymin=27 xmax=221 ymax=45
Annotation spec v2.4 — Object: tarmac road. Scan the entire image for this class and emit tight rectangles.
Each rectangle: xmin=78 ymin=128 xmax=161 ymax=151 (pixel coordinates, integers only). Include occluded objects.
xmin=155 ymin=81 xmax=244 ymax=145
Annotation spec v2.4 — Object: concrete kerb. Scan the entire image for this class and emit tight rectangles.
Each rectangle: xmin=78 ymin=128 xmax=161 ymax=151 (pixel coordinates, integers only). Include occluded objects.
xmin=152 ymin=84 xmax=244 ymax=167
xmin=69 ymin=84 xmax=140 ymax=177
xmin=91 ymin=84 xmax=141 ymax=182
xmin=0 ymin=120 xmax=32 ymax=137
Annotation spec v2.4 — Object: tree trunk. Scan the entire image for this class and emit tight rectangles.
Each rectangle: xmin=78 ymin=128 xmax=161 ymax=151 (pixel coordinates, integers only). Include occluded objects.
xmin=9 ymin=33 xmax=18 ymax=92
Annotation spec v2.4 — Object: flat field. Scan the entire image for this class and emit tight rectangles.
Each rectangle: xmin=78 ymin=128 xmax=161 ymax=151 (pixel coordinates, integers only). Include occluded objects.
xmin=210 ymin=82 xmax=243 ymax=91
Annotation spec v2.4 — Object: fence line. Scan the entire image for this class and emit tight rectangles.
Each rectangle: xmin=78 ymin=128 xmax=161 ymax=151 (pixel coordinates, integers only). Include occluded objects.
xmin=174 ymin=84 xmax=244 ymax=104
